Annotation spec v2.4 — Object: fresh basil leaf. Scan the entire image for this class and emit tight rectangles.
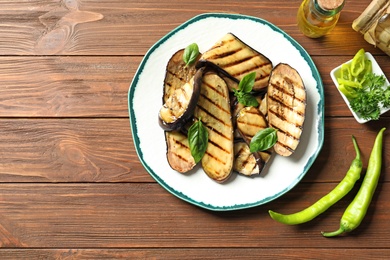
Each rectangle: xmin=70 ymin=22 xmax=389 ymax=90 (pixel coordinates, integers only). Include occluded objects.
xmin=234 ymin=72 xmax=259 ymax=107
xmin=183 ymin=43 xmax=199 ymax=66
xmin=188 ymin=119 xmax=208 ymax=163
xmin=237 ymin=93 xmax=259 ymax=107
xmin=250 ymin=128 xmax=278 ymax=153
xmin=238 ymin=72 xmax=256 ymax=93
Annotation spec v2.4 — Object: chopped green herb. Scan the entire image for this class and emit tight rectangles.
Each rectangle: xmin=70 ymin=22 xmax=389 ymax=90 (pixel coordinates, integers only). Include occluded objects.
xmin=336 ymin=49 xmax=390 ymax=120
xmin=349 ymin=73 xmax=389 ymax=120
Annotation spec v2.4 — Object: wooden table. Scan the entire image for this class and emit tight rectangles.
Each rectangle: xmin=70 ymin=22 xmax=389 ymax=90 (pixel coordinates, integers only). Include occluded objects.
xmin=0 ymin=0 xmax=389 ymax=259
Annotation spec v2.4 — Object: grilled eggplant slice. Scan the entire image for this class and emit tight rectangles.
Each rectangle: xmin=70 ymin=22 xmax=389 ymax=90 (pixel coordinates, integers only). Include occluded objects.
xmin=161 ymin=49 xmax=201 ymax=172
xmin=159 ymin=68 xmax=203 ymax=131
xmin=163 ymin=49 xmax=200 ymax=103
xmin=259 ymin=93 xmax=268 ymax=118
xmin=196 ymin=60 xmax=240 ymax=92
xmin=231 ymin=93 xmax=267 ymax=138
xmin=234 ymin=141 xmax=260 ymax=176
xmin=267 ymin=63 xmax=306 ymax=157
xmin=236 ymin=106 xmax=273 ymax=174
xmin=194 ymin=72 xmax=234 ymax=183
xmin=198 ymin=33 xmax=273 ymax=92
xmin=165 ymin=130 xmax=196 ymax=173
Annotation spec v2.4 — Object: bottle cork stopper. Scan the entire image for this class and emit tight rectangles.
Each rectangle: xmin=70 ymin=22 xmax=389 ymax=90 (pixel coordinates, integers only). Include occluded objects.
xmin=318 ymin=0 xmax=344 ymax=10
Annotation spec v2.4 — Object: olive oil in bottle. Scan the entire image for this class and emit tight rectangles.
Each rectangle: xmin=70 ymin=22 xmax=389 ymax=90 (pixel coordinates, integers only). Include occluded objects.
xmin=297 ymin=0 xmax=345 ymax=38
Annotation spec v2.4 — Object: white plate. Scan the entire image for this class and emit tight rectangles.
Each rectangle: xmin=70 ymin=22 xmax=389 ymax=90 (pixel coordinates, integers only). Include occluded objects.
xmin=128 ymin=13 xmax=324 ymax=211
xmin=330 ymin=52 xmax=390 ymax=124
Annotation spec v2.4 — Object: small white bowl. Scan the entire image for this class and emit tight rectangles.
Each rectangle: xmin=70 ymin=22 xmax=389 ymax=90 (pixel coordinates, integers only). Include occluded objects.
xmin=330 ymin=52 xmax=390 ymax=124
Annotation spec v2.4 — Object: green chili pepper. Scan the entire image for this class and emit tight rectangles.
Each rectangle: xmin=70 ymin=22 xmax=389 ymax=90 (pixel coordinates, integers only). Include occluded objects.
xmin=358 ymin=59 xmax=372 ymax=85
xmin=322 ymin=127 xmax=386 ymax=237
xmin=336 ymin=49 xmax=374 ymax=99
xmin=338 ymin=84 xmax=358 ymax=99
xmin=337 ymin=78 xmax=362 ymax=89
xmin=340 ymin=63 xmax=352 ymax=81
xmin=350 ymin=48 xmax=366 ymax=77
xmin=268 ymin=136 xmax=362 ymax=225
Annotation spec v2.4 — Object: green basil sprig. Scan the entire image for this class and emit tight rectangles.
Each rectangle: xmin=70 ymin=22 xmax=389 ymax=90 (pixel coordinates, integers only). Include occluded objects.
xmin=250 ymin=128 xmax=278 ymax=153
xmin=183 ymin=43 xmax=200 ymax=66
xmin=233 ymin=72 xmax=259 ymax=107
xmin=188 ymin=119 xmax=208 ymax=163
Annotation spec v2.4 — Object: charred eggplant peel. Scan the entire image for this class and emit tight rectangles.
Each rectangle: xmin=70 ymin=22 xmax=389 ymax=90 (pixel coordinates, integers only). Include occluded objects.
xmin=159 ymin=68 xmax=203 ymax=131
xmin=198 ymin=33 xmax=273 ymax=92
xmin=194 ymin=71 xmax=234 ymax=183
xmin=267 ymin=63 xmax=306 ymax=157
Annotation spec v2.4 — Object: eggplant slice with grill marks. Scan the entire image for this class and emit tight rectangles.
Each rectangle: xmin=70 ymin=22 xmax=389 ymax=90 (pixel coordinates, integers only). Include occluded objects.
xmin=159 ymin=49 xmax=202 ymax=131
xmin=198 ymin=33 xmax=273 ymax=92
xmin=235 ymin=106 xmax=273 ymax=175
xmin=161 ymin=50 xmax=201 ymax=173
xmin=165 ymin=130 xmax=196 ymax=173
xmin=231 ymin=93 xmax=268 ymax=135
xmin=163 ymin=49 xmax=200 ymax=103
xmin=159 ymin=69 xmax=203 ymax=131
xmin=159 ymin=75 xmax=200 ymax=131
xmin=234 ymin=141 xmax=260 ymax=176
xmin=267 ymin=63 xmax=306 ymax=157
xmin=194 ymin=71 xmax=234 ymax=183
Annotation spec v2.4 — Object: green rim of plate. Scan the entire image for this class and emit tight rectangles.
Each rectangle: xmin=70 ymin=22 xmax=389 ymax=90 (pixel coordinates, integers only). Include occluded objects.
xmin=128 ymin=13 xmax=325 ymax=211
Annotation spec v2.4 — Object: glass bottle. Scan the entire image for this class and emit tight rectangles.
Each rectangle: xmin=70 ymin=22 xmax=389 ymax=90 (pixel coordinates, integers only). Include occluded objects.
xmin=297 ymin=0 xmax=345 ymax=38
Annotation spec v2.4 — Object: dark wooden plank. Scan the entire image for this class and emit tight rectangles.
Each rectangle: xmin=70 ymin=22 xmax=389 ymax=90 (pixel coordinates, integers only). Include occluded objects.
xmin=0 ymin=118 xmax=388 ymax=183
xmin=0 ymin=119 xmax=149 ymax=182
xmin=0 ymin=0 xmax=380 ymax=56
xmin=0 ymin=249 xmax=389 ymax=259
xmin=0 ymin=56 xmax=139 ymax=117
xmin=0 ymin=182 xmax=389 ymax=248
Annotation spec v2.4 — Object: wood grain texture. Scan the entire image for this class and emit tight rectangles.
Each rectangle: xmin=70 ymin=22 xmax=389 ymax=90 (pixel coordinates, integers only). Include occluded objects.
xmin=0 ymin=119 xmax=149 ymax=182
xmin=0 ymin=56 xmax=139 ymax=117
xmin=0 ymin=0 xmax=382 ymax=56
xmin=0 ymin=0 xmax=389 ymax=257
xmin=0 ymin=182 xmax=389 ymax=248
xmin=0 ymin=118 xmax=388 ymax=183
xmin=0 ymin=249 xmax=390 ymax=259
xmin=0 ymin=248 xmax=389 ymax=260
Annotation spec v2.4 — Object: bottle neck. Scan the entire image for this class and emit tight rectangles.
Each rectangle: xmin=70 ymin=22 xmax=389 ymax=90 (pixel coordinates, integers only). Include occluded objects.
xmin=312 ymin=0 xmax=344 ymax=16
